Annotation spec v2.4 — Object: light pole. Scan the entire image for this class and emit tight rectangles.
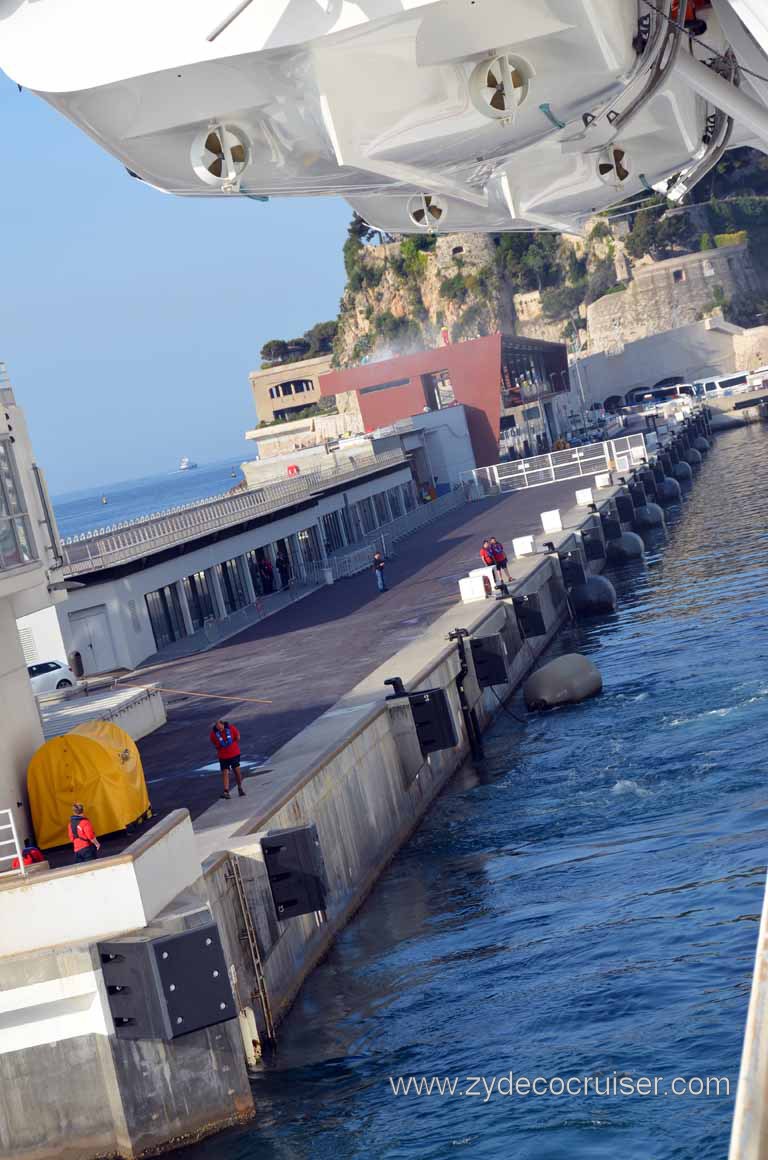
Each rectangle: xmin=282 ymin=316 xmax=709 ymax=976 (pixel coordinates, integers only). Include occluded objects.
xmin=569 ymin=315 xmax=590 ymax=434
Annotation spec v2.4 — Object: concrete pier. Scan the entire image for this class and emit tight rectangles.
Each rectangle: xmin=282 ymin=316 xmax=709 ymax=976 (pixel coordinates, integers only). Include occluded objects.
xmin=125 ymin=477 xmax=612 ymax=829
xmin=0 ymin=412 xmax=712 ymax=1160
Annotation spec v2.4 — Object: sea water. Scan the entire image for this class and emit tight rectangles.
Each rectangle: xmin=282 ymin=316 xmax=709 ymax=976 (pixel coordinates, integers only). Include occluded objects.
xmin=176 ymin=423 xmax=768 ymax=1160
xmin=52 ymin=458 xmax=245 ymax=539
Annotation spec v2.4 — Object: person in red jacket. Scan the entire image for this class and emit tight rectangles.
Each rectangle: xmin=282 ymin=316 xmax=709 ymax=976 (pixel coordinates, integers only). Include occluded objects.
xmin=480 ymin=539 xmax=495 ymax=568
xmin=11 ymin=837 xmax=45 ymax=870
xmin=68 ymin=804 xmax=101 ymax=863
xmin=210 ymin=720 xmax=246 ymax=800
xmin=489 ymin=536 xmax=512 ymax=583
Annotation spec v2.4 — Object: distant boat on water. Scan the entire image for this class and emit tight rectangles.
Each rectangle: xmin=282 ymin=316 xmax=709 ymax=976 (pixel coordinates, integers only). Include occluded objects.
xmin=179 ymin=456 xmax=198 ymax=471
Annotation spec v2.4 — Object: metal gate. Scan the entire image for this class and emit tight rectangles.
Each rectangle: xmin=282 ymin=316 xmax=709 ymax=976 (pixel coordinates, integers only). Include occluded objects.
xmin=461 ymin=434 xmax=647 ymax=498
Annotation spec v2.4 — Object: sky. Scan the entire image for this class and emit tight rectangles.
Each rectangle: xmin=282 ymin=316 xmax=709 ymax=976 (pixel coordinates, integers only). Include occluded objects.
xmin=0 ymin=73 xmax=351 ymax=492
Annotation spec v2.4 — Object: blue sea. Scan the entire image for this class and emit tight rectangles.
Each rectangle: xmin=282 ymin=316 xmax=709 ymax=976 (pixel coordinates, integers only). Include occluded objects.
xmin=175 ymin=423 xmax=768 ymax=1159
xmin=52 ymin=458 xmax=246 ymax=539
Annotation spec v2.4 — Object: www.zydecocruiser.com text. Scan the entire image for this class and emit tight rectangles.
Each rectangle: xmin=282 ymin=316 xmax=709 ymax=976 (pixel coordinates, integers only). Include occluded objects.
xmin=388 ymin=1073 xmax=731 ymax=1101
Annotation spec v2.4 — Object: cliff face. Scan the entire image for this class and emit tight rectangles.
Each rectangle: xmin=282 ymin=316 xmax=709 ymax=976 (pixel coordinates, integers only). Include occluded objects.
xmin=331 ymin=151 xmax=768 ymax=368
xmin=332 ymin=221 xmax=627 ymax=367
xmin=333 ymin=234 xmax=515 ymax=366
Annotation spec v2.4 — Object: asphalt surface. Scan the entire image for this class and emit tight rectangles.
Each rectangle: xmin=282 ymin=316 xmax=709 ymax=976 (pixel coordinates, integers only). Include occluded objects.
xmin=124 ymin=480 xmax=584 ymax=834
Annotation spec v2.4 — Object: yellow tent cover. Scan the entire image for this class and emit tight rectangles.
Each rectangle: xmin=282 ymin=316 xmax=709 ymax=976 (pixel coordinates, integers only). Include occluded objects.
xmin=27 ymin=719 xmax=150 ymax=849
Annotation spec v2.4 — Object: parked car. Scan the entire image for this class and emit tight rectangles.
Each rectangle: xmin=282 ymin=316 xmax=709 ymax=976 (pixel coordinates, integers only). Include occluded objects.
xmin=27 ymin=660 xmax=78 ymax=695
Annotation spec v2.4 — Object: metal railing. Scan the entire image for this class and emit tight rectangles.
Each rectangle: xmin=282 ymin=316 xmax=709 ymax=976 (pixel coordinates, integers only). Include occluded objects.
xmin=328 ymin=487 xmax=468 ymax=580
xmin=0 ymin=808 xmax=24 ymax=877
xmin=62 ymin=449 xmax=407 ymax=574
xmin=460 ymin=434 xmax=647 ymax=497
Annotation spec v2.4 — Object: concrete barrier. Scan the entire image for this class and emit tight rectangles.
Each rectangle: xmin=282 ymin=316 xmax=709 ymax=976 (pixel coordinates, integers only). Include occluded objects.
xmin=0 ymin=811 xmax=254 ymax=1160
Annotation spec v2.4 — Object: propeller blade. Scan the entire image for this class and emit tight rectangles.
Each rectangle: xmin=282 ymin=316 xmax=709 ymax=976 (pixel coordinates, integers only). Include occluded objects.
xmin=616 ymin=162 xmax=630 ymax=182
xmin=490 ymin=89 xmax=507 ymax=111
xmin=428 ymin=204 xmax=443 ymax=219
xmin=486 ymin=64 xmax=502 ymax=89
xmin=205 ymin=132 xmax=222 ymax=155
xmin=511 ymin=68 xmax=524 ymax=89
xmin=230 ymin=144 xmax=246 ymax=164
xmin=598 ymin=162 xmax=613 ymax=176
xmin=613 ymin=148 xmax=626 ymax=165
xmin=208 ymin=157 xmax=223 ymax=177
xmin=412 ymin=209 xmax=426 ymax=224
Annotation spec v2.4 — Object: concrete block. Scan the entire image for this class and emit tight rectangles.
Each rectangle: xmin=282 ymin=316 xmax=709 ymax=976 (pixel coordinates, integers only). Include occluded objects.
xmin=459 ymin=576 xmax=490 ymax=603
xmin=594 ymin=472 xmax=612 ymax=488
xmin=541 ymin=509 xmax=563 ymax=533
xmin=575 ymin=488 xmax=593 ymax=506
xmin=512 ymin=535 xmax=534 ymax=558
xmin=469 ymin=566 xmax=496 ymax=586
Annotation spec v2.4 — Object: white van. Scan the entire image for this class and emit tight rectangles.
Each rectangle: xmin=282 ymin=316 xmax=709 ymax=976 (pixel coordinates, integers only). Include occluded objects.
xmin=692 ymin=371 xmax=751 ymax=398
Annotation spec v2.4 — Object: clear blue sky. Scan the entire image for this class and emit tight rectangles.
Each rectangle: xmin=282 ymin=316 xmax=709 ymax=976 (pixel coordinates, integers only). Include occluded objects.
xmin=0 ymin=73 xmax=350 ymax=492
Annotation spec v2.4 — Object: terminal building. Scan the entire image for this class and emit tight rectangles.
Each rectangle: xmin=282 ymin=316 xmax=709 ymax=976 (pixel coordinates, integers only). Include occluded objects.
xmin=58 ymin=446 xmax=416 ymax=672
xmin=319 ymin=332 xmax=572 ymax=465
xmin=249 ymin=354 xmax=333 ymax=425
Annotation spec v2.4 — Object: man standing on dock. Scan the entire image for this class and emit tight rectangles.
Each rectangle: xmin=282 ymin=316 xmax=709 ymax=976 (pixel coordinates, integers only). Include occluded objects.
xmin=489 ymin=537 xmax=512 ymax=583
xmin=68 ymin=804 xmax=101 ymax=863
xmin=210 ymin=720 xmax=246 ymax=800
xmin=372 ymin=550 xmax=387 ymax=592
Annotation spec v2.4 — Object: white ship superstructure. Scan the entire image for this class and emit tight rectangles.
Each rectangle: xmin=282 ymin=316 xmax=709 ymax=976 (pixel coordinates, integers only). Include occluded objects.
xmin=0 ymin=1 xmax=766 ymax=232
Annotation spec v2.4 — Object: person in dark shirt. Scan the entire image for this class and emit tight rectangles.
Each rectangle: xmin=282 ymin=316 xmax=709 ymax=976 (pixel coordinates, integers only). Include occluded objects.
xmin=275 ymin=550 xmax=290 ymax=590
xmin=372 ymin=550 xmax=387 ymax=592
xmin=259 ymin=557 xmax=274 ymax=593
xmin=489 ymin=537 xmax=511 ymax=583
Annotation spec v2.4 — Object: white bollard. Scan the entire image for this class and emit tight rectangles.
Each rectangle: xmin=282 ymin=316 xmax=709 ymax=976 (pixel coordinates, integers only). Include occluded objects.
xmin=459 ymin=575 xmax=491 ymax=603
xmin=512 ymin=535 xmax=535 ymax=558
xmin=594 ymin=472 xmax=611 ymax=488
xmin=541 ymin=509 xmax=562 ymax=533
xmin=575 ymin=488 xmax=593 ymax=507
xmin=469 ymin=565 xmax=497 ymax=587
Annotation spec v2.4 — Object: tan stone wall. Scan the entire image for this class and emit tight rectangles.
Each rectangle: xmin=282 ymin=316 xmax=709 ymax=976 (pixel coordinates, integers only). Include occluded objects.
xmin=733 ymin=326 xmax=768 ymax=371
xmin=586 ymin=244 xmax=758 ymax=353
xmin=249 ymin=354 xmax=334 ymax=423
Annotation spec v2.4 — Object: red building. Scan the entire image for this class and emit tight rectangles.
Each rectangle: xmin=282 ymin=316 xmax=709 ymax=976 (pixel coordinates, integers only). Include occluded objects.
xmin=320 ymin=333 xmax=570 ymax=468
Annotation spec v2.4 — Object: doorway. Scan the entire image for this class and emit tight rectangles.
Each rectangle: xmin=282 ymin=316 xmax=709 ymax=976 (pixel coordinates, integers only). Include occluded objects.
xmin=68 ymin=605 xmax=118 ymax=674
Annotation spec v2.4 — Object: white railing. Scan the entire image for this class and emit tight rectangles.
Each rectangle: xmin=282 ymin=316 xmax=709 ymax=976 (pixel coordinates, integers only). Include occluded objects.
xmin=330 ymin=537 xmax=393 ymax=581
xmin=62 ymin=449 xmax=407 ymax=574
xmin=461 ymin=435 xmax=647 ymax=497
xmin=0 ymin=809 xmax=24 ymax=877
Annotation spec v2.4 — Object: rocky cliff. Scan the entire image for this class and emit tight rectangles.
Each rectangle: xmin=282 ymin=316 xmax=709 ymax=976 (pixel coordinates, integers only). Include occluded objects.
xmin=333 ymin=215 xmax=643 ymax=366
xmin=330 ymin=149 xmax=768 ymax=368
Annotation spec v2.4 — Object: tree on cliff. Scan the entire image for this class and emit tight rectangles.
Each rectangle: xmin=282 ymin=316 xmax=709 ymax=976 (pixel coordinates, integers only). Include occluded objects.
xmin=260 ymin=320 xmax=338 ymax=367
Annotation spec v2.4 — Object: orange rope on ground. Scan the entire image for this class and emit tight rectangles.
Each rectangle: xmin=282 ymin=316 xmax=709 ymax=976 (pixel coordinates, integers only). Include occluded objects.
xmin=118 ymin=683 xmax=272 ymax=705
